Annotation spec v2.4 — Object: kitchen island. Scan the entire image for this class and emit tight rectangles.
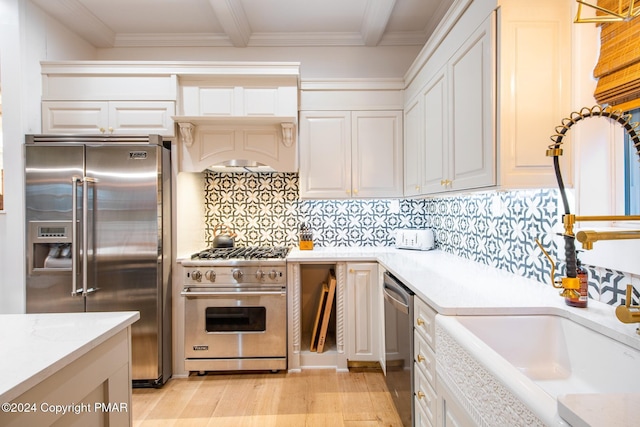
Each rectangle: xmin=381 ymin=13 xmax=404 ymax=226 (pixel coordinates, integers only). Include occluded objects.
xmin=0 ymin=311 xmax=139 ymax=427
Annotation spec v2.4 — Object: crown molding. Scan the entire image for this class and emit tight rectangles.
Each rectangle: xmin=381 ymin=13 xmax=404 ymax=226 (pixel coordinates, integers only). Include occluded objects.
xmin=114 ymin=33 xmax=233 ymax=48
xmin=300 ymin=78 xmax=405 ymax=91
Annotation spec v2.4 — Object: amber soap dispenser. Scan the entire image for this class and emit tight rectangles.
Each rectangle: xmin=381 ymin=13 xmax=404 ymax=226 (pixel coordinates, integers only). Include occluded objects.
xmin=566 ymin=255 xmax=588 ymax=308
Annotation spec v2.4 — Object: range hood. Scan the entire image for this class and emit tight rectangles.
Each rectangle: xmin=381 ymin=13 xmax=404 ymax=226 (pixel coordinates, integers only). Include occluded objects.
xmin=174 ymin=63 xmax=300 ymax=173
xmin=176 ymin=119 xmax=298 ymax=173
xmin=207 ymin=160 xmax=278 ymax=173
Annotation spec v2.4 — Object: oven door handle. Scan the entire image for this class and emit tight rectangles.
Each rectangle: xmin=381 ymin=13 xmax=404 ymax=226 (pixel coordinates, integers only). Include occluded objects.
xmin=181 ymin=289 xmax=285 ymax=297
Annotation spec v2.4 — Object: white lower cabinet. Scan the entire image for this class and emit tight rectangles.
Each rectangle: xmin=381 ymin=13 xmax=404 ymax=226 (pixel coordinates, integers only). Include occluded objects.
xmin=414 ymin=296 xmax=438 ymax=426
xmin=42 ymin=101 xmax=176 ymax=136
xmin=287 ymin=261 xmax=382 ymax=371
xmin=415 ymin=366 xmax=438 ymax=425
xmin=346 ymin=262 xmax=380 ymax=362
xmin=437 ymin=374 xmax=475 ymax=427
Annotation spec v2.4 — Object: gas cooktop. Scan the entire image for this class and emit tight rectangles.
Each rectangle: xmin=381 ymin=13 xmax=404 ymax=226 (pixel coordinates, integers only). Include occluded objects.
xmin=190 ymin=246 xmax=290 ymax=261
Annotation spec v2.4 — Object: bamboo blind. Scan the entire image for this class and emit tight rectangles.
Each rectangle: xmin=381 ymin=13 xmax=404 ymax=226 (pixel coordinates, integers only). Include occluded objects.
xmin=593 ymin=0 xmax=640 ymax=111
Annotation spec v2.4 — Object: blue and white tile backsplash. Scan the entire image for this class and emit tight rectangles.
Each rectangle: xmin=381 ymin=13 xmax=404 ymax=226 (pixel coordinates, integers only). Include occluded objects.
xmin=203 ymin=171 xmax=638 ymax=306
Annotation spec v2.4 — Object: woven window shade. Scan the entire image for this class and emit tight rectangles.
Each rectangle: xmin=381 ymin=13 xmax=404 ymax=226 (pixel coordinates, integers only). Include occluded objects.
xmin=593 ymin=0 xmax=640 ymax=111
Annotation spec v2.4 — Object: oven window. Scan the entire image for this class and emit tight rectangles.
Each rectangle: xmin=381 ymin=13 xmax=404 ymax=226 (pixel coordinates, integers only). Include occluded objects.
xmin=205 ymin=306 xmax=266 ymax=332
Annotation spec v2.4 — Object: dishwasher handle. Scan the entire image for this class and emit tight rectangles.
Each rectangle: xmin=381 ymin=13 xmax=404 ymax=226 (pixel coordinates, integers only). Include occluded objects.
xmin=383 ymin=283 xmax=411 ymax=315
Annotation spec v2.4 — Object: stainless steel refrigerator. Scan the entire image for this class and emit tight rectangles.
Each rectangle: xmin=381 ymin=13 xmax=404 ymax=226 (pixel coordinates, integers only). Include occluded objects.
xmin=25 ymin=134 xmax=171 ymax=387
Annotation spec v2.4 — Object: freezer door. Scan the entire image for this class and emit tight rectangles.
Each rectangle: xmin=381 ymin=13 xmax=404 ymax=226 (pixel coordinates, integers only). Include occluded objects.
xmin=84 ymin=144 xmax=163 ymax=382
xmin=25 ymin=145 xmax=85 ymax=313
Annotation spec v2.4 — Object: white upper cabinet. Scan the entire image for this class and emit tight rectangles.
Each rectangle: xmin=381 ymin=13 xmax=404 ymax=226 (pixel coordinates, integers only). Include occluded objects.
xmin=299 ymin=111 xmax=351 ymax=198
xmin=448 ymin=15 xmax=495 ymax=192
xmin=404 ymin=9 xmax=495 ymax=196
xmin=422 ymin=69 xmax=449 ymax=195
xmin=403 ymin=0 xmax=572 ymax=195
xmin=299 ymin=110 xmax=403 ymax=199
xmin=299 ymin=80 xmax=404 ymax=199
xmin=42 ymin=101 xmax=175 ymax=136
xmin=180 ymin=81 xmax=297 ymax=118
xmin=498 ymin=0 xmax=572 ymax=188
xmin=40 ymin=62 xmax=178 ymax=137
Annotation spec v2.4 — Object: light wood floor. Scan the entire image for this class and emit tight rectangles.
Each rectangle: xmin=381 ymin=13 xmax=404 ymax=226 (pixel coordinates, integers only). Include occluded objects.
xmin=132 ymin=369 xmax=404 ymax=427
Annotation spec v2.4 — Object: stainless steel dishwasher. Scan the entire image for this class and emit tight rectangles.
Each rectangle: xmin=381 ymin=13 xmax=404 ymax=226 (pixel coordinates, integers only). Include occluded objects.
xmin=383 ymin=272 xmax=414 ymax=427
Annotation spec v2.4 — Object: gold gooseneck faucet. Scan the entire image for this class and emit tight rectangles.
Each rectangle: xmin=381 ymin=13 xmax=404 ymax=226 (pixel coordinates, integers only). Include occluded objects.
xmin=538 ymin=106 xmax=640 ymax=328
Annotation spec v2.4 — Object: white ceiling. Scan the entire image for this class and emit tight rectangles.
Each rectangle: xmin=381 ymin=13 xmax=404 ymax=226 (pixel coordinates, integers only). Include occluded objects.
xmin=30 ymin=0 xmax=455 ymax=48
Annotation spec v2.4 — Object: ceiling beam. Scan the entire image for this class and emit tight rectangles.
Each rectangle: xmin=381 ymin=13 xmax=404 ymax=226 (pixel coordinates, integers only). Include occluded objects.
xmin=361 ymin=0 xmax=397 ymax=46
xmin=207 ymin=0 xmax=252 ymax=47
xmin=30 ymin=0 xmax=115 ymax=48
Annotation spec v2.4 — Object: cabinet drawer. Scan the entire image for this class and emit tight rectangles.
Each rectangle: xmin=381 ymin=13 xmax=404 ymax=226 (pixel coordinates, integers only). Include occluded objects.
xmin=414 ymin=365 xmax=437 ymax=425
xmin=414 ymin=297 xmax=437 ymax=348
xmin=414 ymin=331 xmax=436 ymax=385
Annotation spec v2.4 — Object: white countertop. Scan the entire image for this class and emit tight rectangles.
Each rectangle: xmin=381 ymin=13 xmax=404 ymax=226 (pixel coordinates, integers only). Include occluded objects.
xmin=0 ymin=311 xmax=139 ymax=403
xmin=288 ymin=246 xmax=640 ymax=426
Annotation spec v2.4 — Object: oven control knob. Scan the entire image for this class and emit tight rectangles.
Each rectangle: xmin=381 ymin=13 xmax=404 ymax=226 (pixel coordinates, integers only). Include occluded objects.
xmin=191 ymin=270 xmax=202 ymax=282
xmin=268 ymin=270 xmax=279 ymax=280
xmin=232 ymin=269 xmax=244 ymax=281
xmin=204 ymin=270 xmax=216 ymax=282
xmin=255 ymin=270 xmax=265 ymax=280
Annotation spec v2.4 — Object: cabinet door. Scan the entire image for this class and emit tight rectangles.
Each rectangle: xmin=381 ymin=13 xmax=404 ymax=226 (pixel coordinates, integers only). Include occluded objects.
xmin=437 ymin=376 xmax=476 ymax=427
xmin=42 ymin=101 xmax=109 ymax=134
xmin=109 ymin=101 xmax=175 ymax=136
xmin=42 ymin=101 xmax=175 ymax=136
xmin=422 ymin=70 xmax=449 ymax=194
xmin=346 ymin=263 xmax=379 ymax=361
xmin=448 ymin=15 xmax=496 ymax=191
xmin=404 ymin=96 xmax=424 ymax=196
xmin=499 ymin=1 xmax=571 ymax=187
xmin=299 ymin=111 xmax=351 ymax=198
xmin=351 ymin=111 xmax=403 ymax=198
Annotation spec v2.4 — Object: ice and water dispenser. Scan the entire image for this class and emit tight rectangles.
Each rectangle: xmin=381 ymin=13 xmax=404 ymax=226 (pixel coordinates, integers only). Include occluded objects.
xmin=28 ymin=221 xmax=73 ymax=272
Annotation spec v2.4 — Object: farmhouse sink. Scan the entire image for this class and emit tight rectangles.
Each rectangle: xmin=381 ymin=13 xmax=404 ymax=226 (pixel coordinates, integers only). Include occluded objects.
xmin=436 ymin=314 xmax=640 ymax=426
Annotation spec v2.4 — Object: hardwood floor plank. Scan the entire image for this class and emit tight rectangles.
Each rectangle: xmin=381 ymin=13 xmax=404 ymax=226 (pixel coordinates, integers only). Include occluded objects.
xmin=132 ymin=369 xmax=403 ymax=427
xmin=175 ymin=375 xmax=229 ymax=426
xmin=363 ymin=371 xmax=405 ymax=426
xmin=337 ymin=371 xmax=379 ymax=422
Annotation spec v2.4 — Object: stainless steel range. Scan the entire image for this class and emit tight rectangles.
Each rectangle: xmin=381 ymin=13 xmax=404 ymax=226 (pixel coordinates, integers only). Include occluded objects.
xmin=181 ymin=246 xmax=290 ymax=373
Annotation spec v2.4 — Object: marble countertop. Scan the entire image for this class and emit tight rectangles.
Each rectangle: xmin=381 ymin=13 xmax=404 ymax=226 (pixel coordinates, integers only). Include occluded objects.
xmin=288 ymin=247 xmax=640 ymax=350
xmin=288 ymin=246 xmax=640 ymax=426
xmin=0 ymin=311 xmax=139 ymax=403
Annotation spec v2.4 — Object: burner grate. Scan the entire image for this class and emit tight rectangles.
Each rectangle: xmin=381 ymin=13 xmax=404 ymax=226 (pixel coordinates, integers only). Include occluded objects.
xmin=191 ymin=246 xmax=290 ymax=260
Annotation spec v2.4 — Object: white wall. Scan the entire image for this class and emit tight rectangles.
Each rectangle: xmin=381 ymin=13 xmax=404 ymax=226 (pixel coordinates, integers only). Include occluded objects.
xmin=0 ymin=0 xmax=96 ymax=313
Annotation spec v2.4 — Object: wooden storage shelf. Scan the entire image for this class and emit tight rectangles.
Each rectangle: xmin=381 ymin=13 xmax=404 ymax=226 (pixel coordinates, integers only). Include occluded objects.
xmin=296 ymin=263 xmax=340 ymax=368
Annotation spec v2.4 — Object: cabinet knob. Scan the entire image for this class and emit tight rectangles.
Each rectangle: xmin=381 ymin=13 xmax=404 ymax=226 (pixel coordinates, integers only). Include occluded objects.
xmin=416 ymin=317 xmax=425 ymax=326
xmin=417 ymin=391 xmax=426 ymax=400
xmin=353 ymin=189 xmax=359 ymax=195
xmin=417 ymin=354 xmax=425 ymax=363
xmin=415 ymin=185 xmax=420 ymax=190
xmin=346 ymin=190 xmax=351 ymax=195
xmin=99 ymin=127 xmax=106 ymax=134
xmin=108 ymin=127 xmax=114 ymax=133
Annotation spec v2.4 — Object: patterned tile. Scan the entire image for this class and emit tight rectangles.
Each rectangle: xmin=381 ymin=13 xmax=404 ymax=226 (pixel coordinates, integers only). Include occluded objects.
xmin=598 ymin=267 xmax=636 ymax=305
xmin=202 ymin=171 xmax=637 ymax=307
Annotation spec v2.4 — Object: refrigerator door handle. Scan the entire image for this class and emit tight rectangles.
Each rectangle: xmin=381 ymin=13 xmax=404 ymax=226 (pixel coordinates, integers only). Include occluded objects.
xmin=71 ymin=176 xmax=82 ymax=296
xmin=82 ymin=177 xmax=98 ymax=296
